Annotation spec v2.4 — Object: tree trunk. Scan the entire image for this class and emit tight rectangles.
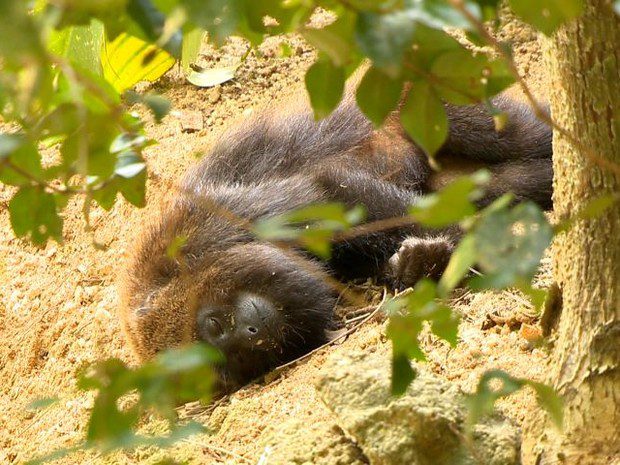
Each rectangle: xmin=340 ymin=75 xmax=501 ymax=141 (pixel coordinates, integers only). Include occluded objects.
xmin=523 ymin=2 xmax=620 ymax=464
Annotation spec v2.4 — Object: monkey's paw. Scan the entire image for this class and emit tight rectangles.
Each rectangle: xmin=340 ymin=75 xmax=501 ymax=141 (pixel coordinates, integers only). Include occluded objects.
xmin=387 ymin=236 xmax=455 ymax=289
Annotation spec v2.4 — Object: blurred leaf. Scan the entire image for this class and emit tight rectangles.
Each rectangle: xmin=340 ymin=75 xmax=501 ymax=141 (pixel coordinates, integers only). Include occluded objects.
xmin=0 ymin=135 xmax=44 ymax=186
xmin=52 ymin=0 xmax=129 ymax=28
xmin=518 ymin=283 xmax=548 ymax=311
xmin=49 ymin=20 xmax=105 ymax=74
xmin=181 ymin=28 xmax=204 ymax=72
xmin=429 ymin=304 xmax=459 ymax=345
xmin=472 ymin=0 xmax=502 ymax=20
xmin=110 ymin=133 xmax=149 ymax=154
xmin=400 ymin=81 xmax=448 ymax=156
xmin=187 ymin=64 xmax=239 ymax=87
xmin=356 ymin=66 xmax=403 ymax=127
xmin=355 ymin=8 xmax=415 ymax=77
xmin=472 ymin=202 xmax=553 ymax=289
xmin=91 ymin=178 xmax=120 ymax=210
xmin=253 ymin=202 xmax=366 ymax=259
xmin=467 ymin=370 xmax=563 ymax=430
xmin=391 ymin=353 xmax=417 ymax=396
xmin=555 ymin=193 xmax=620 ymax=233
xmin=124 ymin=90 xmax=171 ymax=122
xmin=529 ymin=381 xmax=564 ymax=429
xmin=9 ymin=186 xmax=63 ymax=244
xmin=102 ymin=33 xmax=175 ymax=93
xmin=356 ymin=0 xmax=482 ymax=77
xmin=408 ymin=24 xmax=462 ymax=72
xmin=509 ymin=0 xmax=584 ymax=35
xmin=119 ymin=169 xmax=147 ymax=207
xmin=302 ymin=12 xmax=355 ymax=67
xmin=438 ymin=234 xmax=477 ymax=296
xmin=305 ymin=57 xmax=345 ymax=120
xmin=409 ymin=171 xmax=489 ymax=227
xmin=467 ymin=369 xmax=524 ymax=426
xmin=177 ymin=0 xmax=239 ymax=45
xmin=114 ymin=150 xmax=146 ymax=178
xmin=75 ymin=343 xmax=220 ymax=451
xmin=386 ymin=279 xmax=459 ymax=394
xmin=431 ymin=50 xmax=513 ymax=104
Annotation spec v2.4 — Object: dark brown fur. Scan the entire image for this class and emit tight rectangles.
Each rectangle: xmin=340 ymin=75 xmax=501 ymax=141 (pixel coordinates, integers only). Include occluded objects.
xmin=119 ymin=84 xmax=552 ymax=389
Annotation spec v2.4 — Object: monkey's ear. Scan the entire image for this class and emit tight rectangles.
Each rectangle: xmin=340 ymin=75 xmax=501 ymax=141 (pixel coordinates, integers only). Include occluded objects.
xmin=324 ymin=328 xmax=347 ymax=342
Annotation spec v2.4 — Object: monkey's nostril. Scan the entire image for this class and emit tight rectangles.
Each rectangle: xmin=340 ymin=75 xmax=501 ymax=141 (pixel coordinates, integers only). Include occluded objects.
xmin=247 ymin=326 xmax=258 ymax=334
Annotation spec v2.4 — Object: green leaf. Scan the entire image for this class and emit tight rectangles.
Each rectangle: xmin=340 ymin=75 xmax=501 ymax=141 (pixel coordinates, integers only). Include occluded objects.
xmin=49 ymin=20 xmax=105 ymax=74
xmin=91 ymin=178 xmax=120 ymax=211
xmin=391 ymin=352 xmax=417 ymax=396
xmin=355 ymin=9 xmax=416 ymax=77
xmin=408 ymin=24 xmax=462 ymax=72
xmin=467 ymin=369 xmax=525 ymax=426
xmin=124 ymin=90 xmax=171 ymax=122
xmin=472 ymin=202 xmax=553 ymax=289
xmin=302 ymin=12 xmax=356 ymax=67
xmin=509 ymin=0 xmax=583 ymax=35
xmin=528 ymin=381 xmax=564 ymax=429
xmin=356 ymin=67 xmax=403 ymax=127
xmin=431 ymin=49 xmax=513 ymax=104
xmin=177 ymin=0 xmax=239 ymax=45
xmin=181 ymin=28 xmax=204 ymax=73
xmin=400 ymin=81 xmax=448 ymax=156
xmin=472 ymin=0 xmax=502 ymax=20
xmin=114 ymin=150 xmax=146 ymax=178
xmin=187 ymin=64 xmax=239 ymax=87
xmin=409 ymin=171 xmax=489 ymax=227
xmin=9 ymin=186 xmax=63 ymax=244
xmin=438 ymin=233 xmax=477 ymax=295
xmin=0 ymin=135 xmax=44 ymax=186
xmin=429 ymin=304 xmax=459 ymax=345
xmin=386 ymin=279 xmax=459 ymax=393
xmin=119 ymin=169 xmax=147 ymax=207
xmin=102 ymin=33 xmax=175 ymax=93
xmin=555 ymin=194 xmax=620 ymax=233
xmin=305 ymin=58 xmax=345 ymax=120
xmin=355 ymin=0 xmax=481 ymax=76
xmin=467 ymin=370 xmax=563 ymax=430
xmin=253 ymin=202 xmax=366 ymax=259
xmin=74 ymin=343 xmax=220 ymax=452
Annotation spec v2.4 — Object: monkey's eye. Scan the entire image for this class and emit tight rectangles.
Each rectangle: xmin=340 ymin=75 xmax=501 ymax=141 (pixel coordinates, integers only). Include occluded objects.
xmin=206 ymin=317 xmax=224 ymax=337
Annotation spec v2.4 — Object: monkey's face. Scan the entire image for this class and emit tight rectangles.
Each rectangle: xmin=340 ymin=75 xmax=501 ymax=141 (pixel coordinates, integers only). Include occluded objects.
xmin=121 ymin=241 xmax=337 ymax=390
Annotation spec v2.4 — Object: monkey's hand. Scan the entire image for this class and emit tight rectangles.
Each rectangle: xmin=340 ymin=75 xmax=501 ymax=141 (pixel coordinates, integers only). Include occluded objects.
xmin=387 ymin=236 xmax=455 ymax=290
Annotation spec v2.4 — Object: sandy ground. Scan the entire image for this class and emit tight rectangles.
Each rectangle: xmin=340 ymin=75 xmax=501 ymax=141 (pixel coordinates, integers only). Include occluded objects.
xmin=0 ymin=12 xmax=552 ymax=465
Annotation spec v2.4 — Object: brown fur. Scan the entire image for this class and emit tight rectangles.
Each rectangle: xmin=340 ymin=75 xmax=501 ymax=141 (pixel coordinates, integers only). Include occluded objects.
xmin=119 ymin=81 xmax=553 ymax=389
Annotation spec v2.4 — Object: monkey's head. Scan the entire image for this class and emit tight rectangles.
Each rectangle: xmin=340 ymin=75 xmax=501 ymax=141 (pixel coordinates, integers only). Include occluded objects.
xmin=120 ymin=206 xmax=337 ymax=389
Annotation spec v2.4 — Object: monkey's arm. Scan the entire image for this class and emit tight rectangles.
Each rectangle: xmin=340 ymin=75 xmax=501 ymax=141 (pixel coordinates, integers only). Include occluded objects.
xmin=310 ymin=165 xmax=459 ymax=284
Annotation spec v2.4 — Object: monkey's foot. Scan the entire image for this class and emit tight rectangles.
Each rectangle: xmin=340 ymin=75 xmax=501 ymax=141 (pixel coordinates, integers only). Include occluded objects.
xmin=387 ymin=236 xmax=455 ymax=289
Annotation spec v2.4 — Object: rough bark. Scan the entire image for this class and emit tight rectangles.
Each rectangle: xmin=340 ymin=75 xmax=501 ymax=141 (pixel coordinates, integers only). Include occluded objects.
xmin=523 ymin=2 xmax=620 ymax=464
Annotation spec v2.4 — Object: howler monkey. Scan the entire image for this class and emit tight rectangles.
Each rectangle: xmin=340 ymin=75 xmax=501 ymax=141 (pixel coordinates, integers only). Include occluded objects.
xmin=119 ymin=84 xmax=552 ymax=390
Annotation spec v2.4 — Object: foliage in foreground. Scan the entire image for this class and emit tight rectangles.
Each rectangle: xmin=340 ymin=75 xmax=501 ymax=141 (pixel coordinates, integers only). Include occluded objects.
xmin=5 ymin=0 xmax=618 ymax=462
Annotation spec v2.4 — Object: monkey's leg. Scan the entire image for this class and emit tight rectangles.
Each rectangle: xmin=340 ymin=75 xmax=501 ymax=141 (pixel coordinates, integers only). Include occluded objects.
xmin=441 ymin=96 xmax=552 ymax=163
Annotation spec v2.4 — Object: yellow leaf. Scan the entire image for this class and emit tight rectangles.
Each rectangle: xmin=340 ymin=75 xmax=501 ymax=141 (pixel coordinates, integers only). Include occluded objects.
xmin=102 ymin=33 xmax=175 ymax=93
